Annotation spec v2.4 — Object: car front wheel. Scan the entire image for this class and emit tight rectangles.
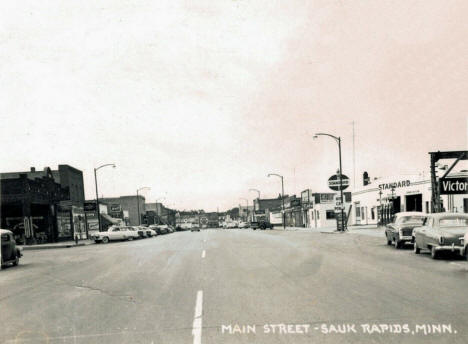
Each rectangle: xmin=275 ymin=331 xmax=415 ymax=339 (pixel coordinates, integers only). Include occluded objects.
xmin=394 ymin=239 xmax=401 ymax=249
xmin=414 ymin=241 xmax=420 ymax=254
xmin=102 ymin=237 xmax=109 ymax=244
xmin=13 ymin=256 xmax=19 ymax=266
xmin=386 ymin=234 xmax=392 ymax=246
xmin=431 ymin=246 xmax=438 ymax=259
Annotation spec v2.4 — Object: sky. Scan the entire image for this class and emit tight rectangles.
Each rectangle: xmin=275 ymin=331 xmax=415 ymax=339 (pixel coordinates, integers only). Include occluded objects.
xmin=1 ymin=0 xmax=467 ymax=211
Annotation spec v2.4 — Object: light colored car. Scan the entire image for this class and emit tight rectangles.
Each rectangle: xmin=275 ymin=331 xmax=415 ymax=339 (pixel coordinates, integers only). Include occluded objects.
xmin=238 ymin=221 xmax=248 ymax=228
xmin=137 ymin=226 xmax=156 ymax=237
xmin=462 ymin=232 xmax=468 ymax=260
xmin=413 ymin=213 xmax=468 ymax=259
xmin=384 ymin=212 xmax=426 ymax=248
xmin=93 ymin=226 xmax=135 ymax=243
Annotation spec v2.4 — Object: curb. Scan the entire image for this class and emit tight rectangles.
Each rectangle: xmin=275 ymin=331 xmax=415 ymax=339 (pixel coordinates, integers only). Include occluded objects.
xmin=21 ymin=243 xmax=93 ymax=251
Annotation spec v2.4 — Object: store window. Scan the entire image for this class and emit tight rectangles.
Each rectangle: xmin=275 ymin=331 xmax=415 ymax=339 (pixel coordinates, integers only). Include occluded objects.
xmin=326 ymin=210 xmax=335 ymax=220
xmin=371 ymin=207 xmax=375 ymax=220
xmin=361 ymin=207 xmax=365 ymax=219
xmin=355 ymin=206 xmax=361 ymax=217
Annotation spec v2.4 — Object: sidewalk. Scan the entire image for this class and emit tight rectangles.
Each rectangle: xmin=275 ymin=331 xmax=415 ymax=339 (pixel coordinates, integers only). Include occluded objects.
xmin=274 ymin=224 xmax=384 ymax=237
xmin=18 ymin=240 xmax=95 ymax=251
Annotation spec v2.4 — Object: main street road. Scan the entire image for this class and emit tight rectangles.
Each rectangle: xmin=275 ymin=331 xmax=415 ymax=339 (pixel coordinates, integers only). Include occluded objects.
xmin=1 ymin=229 xmax=468 ymax=344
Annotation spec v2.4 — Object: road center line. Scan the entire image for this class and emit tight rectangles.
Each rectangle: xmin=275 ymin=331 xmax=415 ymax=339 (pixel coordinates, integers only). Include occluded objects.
xmin=192 ymin=290 xmax=203 ymax=344
xmin=201 ymin=250 xmax=206 ymax=258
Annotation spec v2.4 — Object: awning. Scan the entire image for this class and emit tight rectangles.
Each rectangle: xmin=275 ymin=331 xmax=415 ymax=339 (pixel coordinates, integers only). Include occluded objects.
xmin=100 ymin=213 xmax=120 ymax=225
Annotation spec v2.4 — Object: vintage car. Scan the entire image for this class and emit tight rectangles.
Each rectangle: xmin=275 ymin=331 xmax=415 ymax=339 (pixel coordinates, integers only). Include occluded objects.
xmin=258 ymin=221 xmax=274 ymax=230
xmin=191 ymin=226 xmax=201 ymax=232
xmin=413 ymin=213 xmax=468 ymax=259
xmin=384 ymin=212 xmax=426 ymax=248
xmin=461 ymin=232 xmax=468 ymax=260
xmin=1 ymin=229 xmax=23 ymax=267
xmin=93 ymin=226 xmax=137 ymax=243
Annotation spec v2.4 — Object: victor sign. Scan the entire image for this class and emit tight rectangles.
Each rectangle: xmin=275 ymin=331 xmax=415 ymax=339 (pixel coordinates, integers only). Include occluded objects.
xmin=328 ymin=174 xmax=350 ymax=192
xmin=439 ymin=177 xmax=468 ymax=194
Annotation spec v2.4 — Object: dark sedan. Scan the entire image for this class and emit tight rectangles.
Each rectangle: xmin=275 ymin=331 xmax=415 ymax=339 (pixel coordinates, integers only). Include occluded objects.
xmin=413 ymin=213 xmax=468 ymax=259
xmin=384 ymin=212 xmax=426 ymax=248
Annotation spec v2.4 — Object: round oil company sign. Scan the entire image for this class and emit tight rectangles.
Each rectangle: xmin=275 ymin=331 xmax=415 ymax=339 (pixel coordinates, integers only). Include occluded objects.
xmin=200 ymin=217 xmax=208 ymax=225
xmin=328 ymin=174 xmax=350 ymax=191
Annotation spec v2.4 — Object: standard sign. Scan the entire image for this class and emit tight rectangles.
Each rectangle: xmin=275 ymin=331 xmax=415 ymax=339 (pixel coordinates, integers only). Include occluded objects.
xmin=328 ymin=174 xmax=350 ymax=191
xmin=439 ymin=177 xmax=468 ymax=194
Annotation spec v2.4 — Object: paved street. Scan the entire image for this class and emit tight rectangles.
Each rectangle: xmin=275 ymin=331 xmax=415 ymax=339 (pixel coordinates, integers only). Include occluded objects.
xmin=1 ymin=229 xmax=468 ymax=344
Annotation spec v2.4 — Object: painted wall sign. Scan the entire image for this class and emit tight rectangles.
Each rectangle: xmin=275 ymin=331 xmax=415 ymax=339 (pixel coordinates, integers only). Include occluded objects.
xmin=378 ymin=180 xmax=411 ymax=190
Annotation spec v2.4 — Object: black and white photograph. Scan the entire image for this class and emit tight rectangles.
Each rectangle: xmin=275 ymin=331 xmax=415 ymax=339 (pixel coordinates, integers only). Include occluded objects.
xmin=1 ymin=1 xmax=468 ymax=343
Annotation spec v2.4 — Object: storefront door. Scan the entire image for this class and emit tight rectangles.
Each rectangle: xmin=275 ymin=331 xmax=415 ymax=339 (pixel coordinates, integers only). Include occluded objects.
xmin=406 ymin=194 xmax=422 ymax=212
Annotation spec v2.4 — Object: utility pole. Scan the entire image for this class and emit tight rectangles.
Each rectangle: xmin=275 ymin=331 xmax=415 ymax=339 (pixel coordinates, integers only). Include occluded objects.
xmin=94 ymin=163 xmax=116 ymax=232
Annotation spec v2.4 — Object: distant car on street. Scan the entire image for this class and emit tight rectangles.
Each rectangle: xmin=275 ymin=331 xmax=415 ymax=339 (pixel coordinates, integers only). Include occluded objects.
xmin=140 ymin=226 xmax=156 ymax=237
xmin=1 ymin=229 xmax=22 ymax=267
xmin=384 ymin=212 xmax=426 ymax=248
xmin=93 ymin=226 xmax=136 ymax=243
xmin=152 ymin=224 xmax=170 ymax=235
xmin=259 ymin=221 xmax=273 ymax=230
xmin=250 ymin=221 xmax=259 ymax=230
xmin=413 ymin=213 xmax=468 ymax=259
xmin=191 ymin=226 xmax=201 ymax=232
xmin=238 ymin=221 xmax=248 ymax=228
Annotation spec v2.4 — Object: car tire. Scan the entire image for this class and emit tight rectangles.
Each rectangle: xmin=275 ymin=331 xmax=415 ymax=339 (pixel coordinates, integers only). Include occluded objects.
xmin=127 ymin=237 xmax=133 ymax=241
xmin=94 ymin=240 xmax=100 ymax=243
xmin=414 ymin=242 xmax=420 ymax=254
xmin=13 ymin=256 xmax=19 ymax=266
xmin=102 ymin=237 xmax=109 ymax=244
xmin=394 ymin=239 xmax=401 ymax=249
xmin=431 ymin=246 xmax=438 ymax=259
xmin=386 ymin=234 xmax=392 ymax=246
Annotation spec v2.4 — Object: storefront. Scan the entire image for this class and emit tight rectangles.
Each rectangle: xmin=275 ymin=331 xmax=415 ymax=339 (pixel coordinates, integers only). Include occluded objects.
xmin=350 ymin=173 xmax=468 ymax=226
xmin=306 ymin=193 xmax=352 ymax=229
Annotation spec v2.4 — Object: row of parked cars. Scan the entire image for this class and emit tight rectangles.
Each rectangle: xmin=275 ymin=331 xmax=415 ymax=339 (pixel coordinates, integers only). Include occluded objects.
xmin=93 ymin=224 xmax=174 ymax=243
xmin=221 ymin=221 xmax=274 ymax=230
xmin=384 ymin=211 xmax=468 ymax=260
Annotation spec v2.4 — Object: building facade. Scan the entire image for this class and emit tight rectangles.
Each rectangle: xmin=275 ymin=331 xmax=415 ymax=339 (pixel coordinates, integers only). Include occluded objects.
xmin=0 ymin=165 xmax=86 ymax=243
xmin=100 ymin=195 xmax=146 ymax=226
xmin=350 ymin=172 xmax=468 ymax=226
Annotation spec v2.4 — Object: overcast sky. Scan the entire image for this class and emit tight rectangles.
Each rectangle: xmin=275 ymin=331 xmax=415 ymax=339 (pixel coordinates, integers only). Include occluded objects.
xmin=1 ymin=0 xmax=467 ymax=211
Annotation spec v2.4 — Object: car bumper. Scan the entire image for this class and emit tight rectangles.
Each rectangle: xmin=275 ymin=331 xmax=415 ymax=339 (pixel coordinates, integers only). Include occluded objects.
xmin=399 ymin=235 xmax=413 ymax=242
xmin=434 ymin=244 xmax=464 ymax=254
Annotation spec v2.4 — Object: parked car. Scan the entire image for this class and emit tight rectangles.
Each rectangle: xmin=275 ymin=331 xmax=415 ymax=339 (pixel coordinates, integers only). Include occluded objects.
xmin=191 ymin=226 xmax=201 ymax=232
xmin=384 ymin=212 xmax=426 ymax=248
xmin=462 ymin=231 xmax=468 ymax=260
xmin=413 ymin=213 xmax=468 ymax=259
xmin=238 ymin=221 xmax=248 ymax=229
xmin=141 ymin=226 xmax=156 ymax=237
xmin=1 ymin=229 xmax=22 ymax=267
xmin=152 ymin=224 xmax=170 ymax=235
xmin=125 ymin=226 xmax=142 ymax=239
xmin=93 ymin=226 xmax=135 ymax=243
xmin=250 ymin=221 xmax=259 ymax=230
xmin=259 ymin=221 xmax=274 ymax=230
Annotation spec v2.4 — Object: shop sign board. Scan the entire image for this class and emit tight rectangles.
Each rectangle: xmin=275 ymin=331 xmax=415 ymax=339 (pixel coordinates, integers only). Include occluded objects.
xmin=84 ymin=202 xmax=97 ymax=212
xmin=439 ymin=177 xmax=468 ymax=194
xmin=328 ymin=174 xmax=350 ymax=191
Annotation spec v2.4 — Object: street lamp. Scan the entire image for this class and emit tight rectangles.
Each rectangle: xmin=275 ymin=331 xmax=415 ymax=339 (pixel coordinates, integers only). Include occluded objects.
xmin=268 ymin=173 xmax=285 ymax=230
xmin=94 ymin=163 xmax=116 ymax=232
xmin=136 ymin=187 xmax=151 ymax=225
xmin=313 ymin=132 xmax=345 ymax=231
xmin=249 ymin=188 xmax=261 ymax=222
xmin=239 ymin=197 xmax=248 ymax=222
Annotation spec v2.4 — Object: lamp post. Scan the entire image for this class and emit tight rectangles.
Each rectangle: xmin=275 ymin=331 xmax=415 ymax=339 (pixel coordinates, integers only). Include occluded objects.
xmin=314 ymin=132 xmax=345 ymax=231
xmin=249 ymin=188 xmax=261 ymax=222
xmin=136 ymin=187 xmax=150 ymax=225
xmin=239 ymin=198 xmax=248 ymax=222
xmin=268 ymin=173 xmax=285 ymax=230
xmin=94 ymin=163 xmax=116 ymax=232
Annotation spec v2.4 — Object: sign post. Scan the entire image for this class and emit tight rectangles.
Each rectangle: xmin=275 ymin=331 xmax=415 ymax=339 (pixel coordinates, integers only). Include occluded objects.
xmin=328 ymin=174 xmax=350 ymax=231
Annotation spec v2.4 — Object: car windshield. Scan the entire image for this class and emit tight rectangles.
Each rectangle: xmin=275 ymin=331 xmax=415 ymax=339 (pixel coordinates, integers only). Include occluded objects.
xmin=396 ymin=216 xmax=425 ymax=225
xmin=439 ymin=217 xmax=468 ymax=227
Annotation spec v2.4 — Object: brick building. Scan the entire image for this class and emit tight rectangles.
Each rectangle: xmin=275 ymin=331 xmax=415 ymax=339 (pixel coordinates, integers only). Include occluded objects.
xmin=100 ymin=195 xmax=146 ymax=226
xmin=0 ymin=165 xmax=86 ymax=244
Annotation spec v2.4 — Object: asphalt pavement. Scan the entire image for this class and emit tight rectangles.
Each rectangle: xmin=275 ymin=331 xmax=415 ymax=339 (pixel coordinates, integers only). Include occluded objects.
xmin=1 ymin=228 xmax=468 ymax=344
